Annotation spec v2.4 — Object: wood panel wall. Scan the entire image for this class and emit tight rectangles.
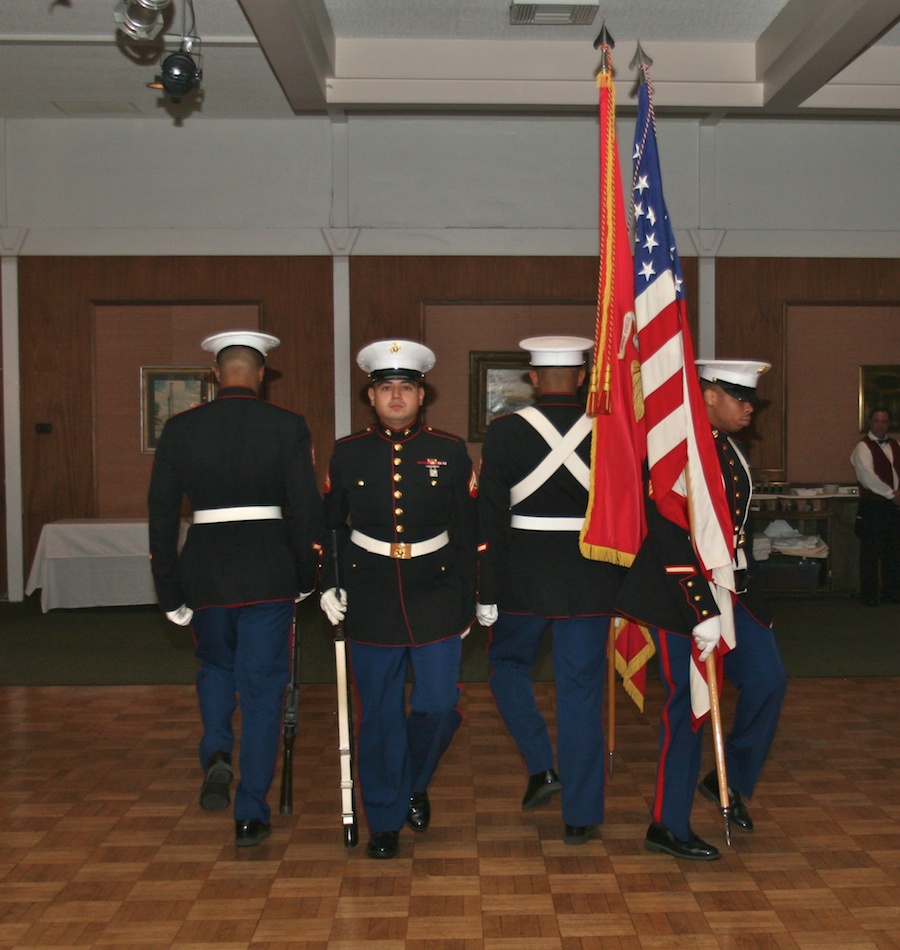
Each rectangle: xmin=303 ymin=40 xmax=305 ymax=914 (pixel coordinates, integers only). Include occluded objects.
xmin=346 ymin=256 xmax=700 ymax=433
xmin=18 ymin=257 xmax=333 ymax=569
xmin=716 ymin=258 xmax=900 ymax=477
xmin=16 ymin=252 xmax=898 ymax=585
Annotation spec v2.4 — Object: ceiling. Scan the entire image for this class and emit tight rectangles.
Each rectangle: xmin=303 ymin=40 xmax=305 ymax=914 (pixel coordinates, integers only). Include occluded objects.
xmin=1 ymin=0 xmax=899 ymax=122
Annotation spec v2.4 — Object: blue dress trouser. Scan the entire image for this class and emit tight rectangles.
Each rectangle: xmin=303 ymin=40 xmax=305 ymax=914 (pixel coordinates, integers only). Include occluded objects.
xmin=488 ymin=612 xmax=608 ymax=827
xmin=192 ymin=599 xmax=294 ymax=825
xmin=652 ymin=602 xmax=787 ymax=840
xmin=348 ymin=637 xmax=462 ymax=835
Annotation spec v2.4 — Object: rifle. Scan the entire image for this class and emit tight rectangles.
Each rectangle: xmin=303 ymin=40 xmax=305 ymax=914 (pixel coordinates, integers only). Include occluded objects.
xmin=331 ymin=528 xmax=359 ymax=848
xmin=279 ymin=609 xmax=300 ymax=816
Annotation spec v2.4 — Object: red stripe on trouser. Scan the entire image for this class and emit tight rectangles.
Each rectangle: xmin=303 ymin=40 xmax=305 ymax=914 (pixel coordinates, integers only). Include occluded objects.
xmin=652 ymin=630 xmax=675 ymax=827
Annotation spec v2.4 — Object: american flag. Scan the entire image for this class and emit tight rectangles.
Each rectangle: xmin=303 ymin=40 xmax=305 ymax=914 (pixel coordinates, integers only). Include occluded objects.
xmin=631 ymin=73 xmax=736 ymax=727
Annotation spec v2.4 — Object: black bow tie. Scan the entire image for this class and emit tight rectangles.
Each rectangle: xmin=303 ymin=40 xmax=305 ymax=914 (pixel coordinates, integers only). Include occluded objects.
xmin=876 ymin=438 xmax=889 ymax=444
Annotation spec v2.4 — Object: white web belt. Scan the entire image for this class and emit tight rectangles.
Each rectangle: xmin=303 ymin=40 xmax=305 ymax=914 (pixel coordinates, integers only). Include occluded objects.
xmin=192 ymin=505 xmax=283 ymax=524
xmin=350 ymin=530 xmax=449 ymax=560
xmin=510 ymin=515 xmax=585 ymax=531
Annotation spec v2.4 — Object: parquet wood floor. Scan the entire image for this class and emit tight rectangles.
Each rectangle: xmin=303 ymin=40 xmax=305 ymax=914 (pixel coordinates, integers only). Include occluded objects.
xmin=1 ymin=676 xmax=897 ymax=949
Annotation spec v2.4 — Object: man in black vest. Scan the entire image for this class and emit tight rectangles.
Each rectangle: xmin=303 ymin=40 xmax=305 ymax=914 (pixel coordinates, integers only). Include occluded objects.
xmin=148 ymin=330 xmax=323 ymax=847
xmin=476 ymin=335 xmax=626 ymax=846
xmin=850 ymin=406 xmax=900 ymax=606
xmin=319 ymin=339 xmax=477 ymax=860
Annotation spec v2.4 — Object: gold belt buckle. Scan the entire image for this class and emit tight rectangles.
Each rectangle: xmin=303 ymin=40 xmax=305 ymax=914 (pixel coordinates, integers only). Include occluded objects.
xmin=389 ymin=542 xmax=411 ymax=559
xmin=736 ymin=530 xmax=746 ymax=549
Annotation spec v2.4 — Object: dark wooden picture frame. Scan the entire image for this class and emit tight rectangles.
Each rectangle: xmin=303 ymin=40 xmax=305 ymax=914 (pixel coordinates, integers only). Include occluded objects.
xmin=858 ymin=364 xmax=900 ymax=432
xmin=141 ymin=366 xmax=215 ymax=453
xmin=468 ymin=351 xmax=535 ymax=442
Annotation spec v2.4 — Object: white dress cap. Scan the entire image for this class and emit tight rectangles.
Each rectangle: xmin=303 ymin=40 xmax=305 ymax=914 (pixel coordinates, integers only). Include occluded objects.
xmin=519 ymin=335 xmax=594 ymax=367
xmin=695 ymin=359 xmax=771 ymax=403
xmin=201 ymin=330 xmax=281 ymax=360
xmin=357 ymin=339 xmax=436 ymax=381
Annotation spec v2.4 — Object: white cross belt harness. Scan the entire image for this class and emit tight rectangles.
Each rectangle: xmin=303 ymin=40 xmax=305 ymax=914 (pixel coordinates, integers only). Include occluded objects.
xmin=192 ymin=505 xmax=283 ymax=524
xmin=350 ymin=530 xmax=449 ymax=560
xmin=508 ymin=407 xmax=592 ymax=508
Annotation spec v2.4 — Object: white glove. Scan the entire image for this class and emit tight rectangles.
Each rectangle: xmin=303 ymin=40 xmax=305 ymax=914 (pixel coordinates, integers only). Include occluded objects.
xmin=165 ymin=604 xmax=193 ymax=627
xmin=320 ymin=587 xmax=348 ymax=626
xmin=460 ymin=625 xmax=472 ymax=640
xmin=476 ymin=603 xmax=499 ymax=627
xmin=295 ymin=590 xmax=313 ymax=603
xmin=692 ymin=616 xmax=722 ymax=662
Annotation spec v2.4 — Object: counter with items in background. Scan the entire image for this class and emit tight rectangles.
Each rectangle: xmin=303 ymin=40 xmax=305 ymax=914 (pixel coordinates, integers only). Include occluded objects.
xmin=750 ymin=485 xmax=860 ymax=594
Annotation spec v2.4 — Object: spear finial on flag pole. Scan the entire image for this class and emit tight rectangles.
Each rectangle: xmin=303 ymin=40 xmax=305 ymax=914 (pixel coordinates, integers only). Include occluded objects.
xmin=629 ymin=41 xmax=653 ymax=74
xmin=593 ymin=21 xmax=614 ymax=51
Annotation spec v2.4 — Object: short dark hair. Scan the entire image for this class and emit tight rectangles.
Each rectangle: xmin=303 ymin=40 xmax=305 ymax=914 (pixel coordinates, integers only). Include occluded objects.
xmin=217 ymin=345 xmax=264 ymax=371
xmin=869 ymin=405 xmax=891 ymax=421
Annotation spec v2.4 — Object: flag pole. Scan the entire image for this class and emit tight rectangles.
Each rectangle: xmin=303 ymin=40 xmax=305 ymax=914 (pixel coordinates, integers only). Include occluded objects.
xmin=606 ymin=618 xmax=616 ymax=776
xmin=705 ymin=654 xmax=732 ymax=846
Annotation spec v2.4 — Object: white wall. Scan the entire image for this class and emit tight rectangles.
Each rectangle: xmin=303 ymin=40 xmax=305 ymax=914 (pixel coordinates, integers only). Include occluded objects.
xmin=2 ymin=113 xmax=899 ymax=257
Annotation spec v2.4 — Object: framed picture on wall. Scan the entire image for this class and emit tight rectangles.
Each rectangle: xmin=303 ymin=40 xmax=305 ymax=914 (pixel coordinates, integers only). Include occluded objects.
xmin=468 ymin=351 xmax=535 ymax=442
xmin=858 ymin=364 xmax=900 ymax=432
xmin=141 ymin=366 xmax=216 ymax=453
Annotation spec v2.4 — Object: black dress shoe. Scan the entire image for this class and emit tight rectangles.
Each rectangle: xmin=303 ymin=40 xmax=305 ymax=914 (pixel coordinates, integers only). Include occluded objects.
xmin=200 ymin=751 xmax=233 ymax=812
xmin=407 ymin=791 xmax=430 ymax=832
xmin=235 ymin=820 xmax=271 ymax=847
xmin=644 ymin=822 xmax=720 ymax=861
xmin=522 ymin=769 xmax=562 ymax=811
xmin=366 ymin=830 xmax=400 ymax=859
xmin=563 ymin=824 xmax=596 ymax=845
xmin=698 ymin=769 xmax=754 ymax=832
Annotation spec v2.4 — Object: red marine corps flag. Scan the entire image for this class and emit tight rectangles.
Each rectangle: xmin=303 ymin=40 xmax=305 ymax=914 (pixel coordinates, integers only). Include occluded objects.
xmin=579 ymin=32 xmax=646 ymax=567
xmin=630 ymin=59 xmax=736 ymax=728
xmin=579 ymin=30 xmax=653 ymax=710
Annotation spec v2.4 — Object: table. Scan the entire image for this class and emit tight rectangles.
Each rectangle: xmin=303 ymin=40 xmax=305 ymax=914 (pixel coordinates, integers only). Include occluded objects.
xmin=25 ymin=519 xmax=187 ymax=612
xmin=751 ymin=489 xmax=861 ymax=594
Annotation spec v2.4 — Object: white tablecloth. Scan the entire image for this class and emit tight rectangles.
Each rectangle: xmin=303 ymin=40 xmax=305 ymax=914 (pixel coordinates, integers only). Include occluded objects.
xmin=25 ymin=519 xmax=185 ymax=612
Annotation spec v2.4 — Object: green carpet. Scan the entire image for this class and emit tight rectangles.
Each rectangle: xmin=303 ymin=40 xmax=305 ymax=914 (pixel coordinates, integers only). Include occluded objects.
xmin=0 ymin=593 xmax=897 ymax=687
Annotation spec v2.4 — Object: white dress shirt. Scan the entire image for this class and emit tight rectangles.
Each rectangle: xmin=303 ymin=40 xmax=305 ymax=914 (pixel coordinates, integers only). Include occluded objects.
xmin=850 ymin=433 xmax=898 ymax=498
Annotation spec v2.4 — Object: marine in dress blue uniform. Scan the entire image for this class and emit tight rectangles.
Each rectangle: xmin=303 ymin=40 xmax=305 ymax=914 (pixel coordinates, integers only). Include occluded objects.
xmin=616 ymin=359 xmax=786 ymax=861
xmin=148 ymin=331 xmax=323 ymax=847
xmin=477 ymin=336 xmax=626 ymax=845
xmin=319 ymin=340 xmax=478 ymax=860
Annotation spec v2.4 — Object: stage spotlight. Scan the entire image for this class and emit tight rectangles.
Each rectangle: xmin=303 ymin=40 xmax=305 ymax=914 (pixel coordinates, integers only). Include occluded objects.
xmin=114 ymin=0 xmax=172 ymax=42
xmin=148 ymin=45 xmax=202 ymax=102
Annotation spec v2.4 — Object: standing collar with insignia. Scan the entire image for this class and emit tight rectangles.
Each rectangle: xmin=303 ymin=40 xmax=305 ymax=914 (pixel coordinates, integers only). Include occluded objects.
xmin=377 ymin=419 xmax=423 ymax=440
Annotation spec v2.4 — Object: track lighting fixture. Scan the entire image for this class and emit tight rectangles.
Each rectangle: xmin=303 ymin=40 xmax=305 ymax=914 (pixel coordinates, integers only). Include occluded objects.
xmin=148 ymin=40 xmax=202 ymax=103
xmin=114 ymin=0 xmax=172 ymax=42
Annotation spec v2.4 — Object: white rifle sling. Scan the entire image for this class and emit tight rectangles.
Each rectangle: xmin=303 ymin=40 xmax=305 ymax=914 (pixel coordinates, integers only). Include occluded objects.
xmin=508 ymin=407 xmax=592 ymax=508
xmin=334 ymin=637 xmax=355 ymax=827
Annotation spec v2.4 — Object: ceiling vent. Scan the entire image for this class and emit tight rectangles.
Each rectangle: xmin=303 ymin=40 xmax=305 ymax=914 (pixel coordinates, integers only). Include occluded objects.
xmin=509 ymin=2 xmax=599 ymax=26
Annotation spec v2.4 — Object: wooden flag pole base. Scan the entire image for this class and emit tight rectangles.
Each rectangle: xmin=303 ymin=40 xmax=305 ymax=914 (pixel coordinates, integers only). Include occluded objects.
xmin=606 ymin=619 xmax=617 ymax=777
xmin=705 ymin=653 xmax=732 ymax=847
